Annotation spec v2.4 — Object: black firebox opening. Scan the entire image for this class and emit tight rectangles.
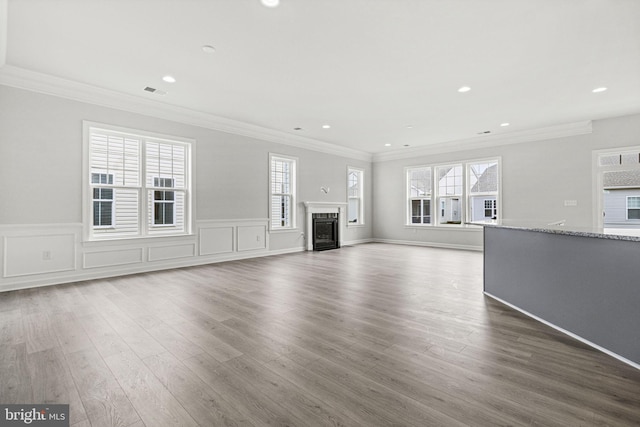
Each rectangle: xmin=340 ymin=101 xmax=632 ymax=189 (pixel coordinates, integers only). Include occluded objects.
xmin=312 ymin=213 xmax=339 ymax=251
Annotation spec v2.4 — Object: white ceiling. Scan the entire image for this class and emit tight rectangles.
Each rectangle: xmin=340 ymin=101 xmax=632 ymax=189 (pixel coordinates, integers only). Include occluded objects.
xmin=2 ymin=0 xmax=640 ymax=155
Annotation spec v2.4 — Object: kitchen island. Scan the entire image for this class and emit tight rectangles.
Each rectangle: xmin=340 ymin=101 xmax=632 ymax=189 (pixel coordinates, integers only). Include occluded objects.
xmin=482 ymin=221 xmax=640 ymax=368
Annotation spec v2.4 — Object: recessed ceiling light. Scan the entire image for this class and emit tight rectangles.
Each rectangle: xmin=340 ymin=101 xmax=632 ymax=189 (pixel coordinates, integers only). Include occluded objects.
xmin=458 ymin=86 xmax=471 ymax=93
xmin=261 ymin=0 xmax=279 ymax=7
xmin=592 ymin=87 xmax=607 ymax=93
xmin=384 ymin=143 xmax=392 ymax=147
xmin=322 ymin=124 xmax=331 ymax=129
xmin=500 ymin=122 xmax=510 ymax=127
xmin=162 ymin=75 xmax=176 ymax=83
xmin=201 ymin=45 xmax=216 ymax=54
xmin=404 ymin=144 xmax=410 ymax=147
xmin=293 ymin=127 xmax=303 ymax=131
xmin=406 ymin=125 xmax=414 ymax=129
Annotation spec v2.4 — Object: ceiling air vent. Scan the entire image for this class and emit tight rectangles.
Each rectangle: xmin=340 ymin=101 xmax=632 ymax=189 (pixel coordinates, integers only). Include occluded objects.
xmin=143 ymin=86 xmax=167 ymax=96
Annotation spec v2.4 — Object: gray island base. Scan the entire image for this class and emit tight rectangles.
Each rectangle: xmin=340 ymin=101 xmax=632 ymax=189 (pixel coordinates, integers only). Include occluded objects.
xmin=483 ymin=224 xmax=640 ymax=368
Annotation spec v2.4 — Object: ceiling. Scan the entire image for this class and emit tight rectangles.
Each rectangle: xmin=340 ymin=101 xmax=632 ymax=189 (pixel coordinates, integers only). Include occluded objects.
xmin=1 ymin=0 xmax=639 ymax=156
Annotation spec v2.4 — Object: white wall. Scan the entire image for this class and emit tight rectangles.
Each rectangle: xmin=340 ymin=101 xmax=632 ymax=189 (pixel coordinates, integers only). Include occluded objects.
xmin=372 ymin=113 xmax=640 ymax=250
xmin=0 ymin=84 xmax=373 ymax=290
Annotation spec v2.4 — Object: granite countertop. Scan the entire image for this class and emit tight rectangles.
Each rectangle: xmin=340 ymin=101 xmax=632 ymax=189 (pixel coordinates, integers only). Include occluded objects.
xmin=469 ymin=220 xmax=640 ymax=242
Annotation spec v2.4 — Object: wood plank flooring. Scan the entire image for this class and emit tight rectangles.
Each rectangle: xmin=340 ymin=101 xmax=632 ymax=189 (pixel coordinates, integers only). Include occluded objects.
xmin=1 ymin=243 xmax=640 ymax=426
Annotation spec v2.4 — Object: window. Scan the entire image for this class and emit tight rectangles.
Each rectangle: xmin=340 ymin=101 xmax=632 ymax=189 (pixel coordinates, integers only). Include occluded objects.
xmin=348 ymin=168 xmax=364 ymax=224
xmin=627 ymin=196 xmax=640 ymax=220
xmin=84 ymin=123 xmax=192 ymax=240
xmin=484 ymin=199 xmax=497 ymax=218
xmin=406 ymin=159 xmax=500 ymax=226
xmin=407 ymin=167 xmax=431 ymax=224
xmin=270 ymin=154 xmax=296 ymax=229
xmin=437 ymin=165 xmax=463 ymax=224
xmin=596 ymin=147 xmax=640 ymax=231
xmin=468 ymin=161 xmax=499 ymax=222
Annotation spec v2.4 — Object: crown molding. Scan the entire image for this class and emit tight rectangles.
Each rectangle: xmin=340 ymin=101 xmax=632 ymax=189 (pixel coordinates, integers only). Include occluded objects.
xmin=372 ymin=120 xmax=593 ymax=162
xmin=0 ymin=65 xmax=373 ymax=162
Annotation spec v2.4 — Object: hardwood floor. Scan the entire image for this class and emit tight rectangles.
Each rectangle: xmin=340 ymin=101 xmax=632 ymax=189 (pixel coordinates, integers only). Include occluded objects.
xmin=1 ymin=243 xmax=639 ymax=426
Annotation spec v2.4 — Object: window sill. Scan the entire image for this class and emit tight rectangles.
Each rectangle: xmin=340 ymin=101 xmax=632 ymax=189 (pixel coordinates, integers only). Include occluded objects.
xmin=347 ymin=223 xmax=366 ymax=228
xmin=83 ymin=233 xmax=196 ymax=247
xmin=269 ymin=227 xmax=300 ymax=234
xmin=404 ymin=224 xmax=483 ymax=231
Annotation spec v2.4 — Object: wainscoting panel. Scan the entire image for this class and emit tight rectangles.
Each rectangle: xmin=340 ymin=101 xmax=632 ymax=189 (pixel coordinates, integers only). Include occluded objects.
xmin=237 ymin=225 xmax=267 ymax=252
xmin=3 ymin=233 xmax=76 ymax=278
xmin=199 ymin=226 xmax=234 ymax=255
xmin=148 ymin=243 xmax=196 ymax=262
xmin=83 ymin=248 xmax=144 ymax=269
xmin=0 ymin=219 xmax=281 ymax=291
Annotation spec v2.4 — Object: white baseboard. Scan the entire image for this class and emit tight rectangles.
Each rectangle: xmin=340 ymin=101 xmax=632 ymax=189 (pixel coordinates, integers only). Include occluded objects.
xmin=373 ymin=238 xmax=482 ymax=252
xmin=484 ymin=292 xmax=640 ymax=371
xmin=342 ymin=238 xmax=375 ymax=246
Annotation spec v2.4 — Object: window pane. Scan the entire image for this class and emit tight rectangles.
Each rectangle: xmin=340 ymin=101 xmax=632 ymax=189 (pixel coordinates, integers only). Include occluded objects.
xmin=628 ymin=197 xmax=640 ymax=209
xmin=629 ymin=209 xmax=640 ymax=220
xmin=93 ymin=201 xmax=112 ymax=226
xmin=469 ymin=162 xmax=498 ymax=193
xmin=348 ymin=198 xmax=360 ymax=223
xmin=438 ymin=165 xmax=462 ymax=196
xmin=423 ymin=199 xmax=431 ymax=224
xmin=409 ymin=168 xmax=431 ymax=197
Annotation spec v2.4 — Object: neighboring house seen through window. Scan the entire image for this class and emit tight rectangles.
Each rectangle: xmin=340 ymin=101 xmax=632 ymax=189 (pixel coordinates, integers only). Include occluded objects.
xmin=406 ymin=159 xmax=500 ymax=226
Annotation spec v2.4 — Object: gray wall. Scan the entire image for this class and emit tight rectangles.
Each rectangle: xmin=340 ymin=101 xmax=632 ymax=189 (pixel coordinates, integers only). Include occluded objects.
xmin=0 ymin=84 xmax=372 ymax=289
xmin=372 ymin=113 xmax=640 ymax=249
xmin=0 ymin=85 xmax=372 ymax=235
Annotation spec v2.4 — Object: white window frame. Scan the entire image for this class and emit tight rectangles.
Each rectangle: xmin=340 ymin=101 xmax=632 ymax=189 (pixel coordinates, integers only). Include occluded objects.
xmin=82 ymin=121 xmax=194 ymax=241
xmin=269 ymin=153 xmax=297 ymax=231
xmin=406 ymin=166 xmax=432 ymax=225
xmin=467 ymin=159 xmax=501 ymax=224
xmin=405 ymin=158 xmax=501 ymax=227
xmin=347 ymin=167 xmax=364 ymax=226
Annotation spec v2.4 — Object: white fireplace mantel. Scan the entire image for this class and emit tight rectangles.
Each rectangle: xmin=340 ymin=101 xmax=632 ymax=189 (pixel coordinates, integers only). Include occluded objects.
xmin=303 ymin=201 xmax=348 ymax=251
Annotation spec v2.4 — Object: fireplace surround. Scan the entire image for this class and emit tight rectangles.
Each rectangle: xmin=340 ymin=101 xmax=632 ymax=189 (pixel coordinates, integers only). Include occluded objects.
xmin=303 ymin=202 xmax=347 ymax=251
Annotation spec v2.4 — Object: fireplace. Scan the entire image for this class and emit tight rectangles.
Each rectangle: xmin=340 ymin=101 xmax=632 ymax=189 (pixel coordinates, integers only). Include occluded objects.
xmin=312 ymin=213 xmax=339 ymax=251
xmin=303 ymin=202 xmax=347 ymax=251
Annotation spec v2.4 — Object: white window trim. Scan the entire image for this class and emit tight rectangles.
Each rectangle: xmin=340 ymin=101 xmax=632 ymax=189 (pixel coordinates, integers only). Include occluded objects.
xmin=347 ymin=166 xmax=365 ymax=226
xmin=405 ymin=157 xmax=501 ymax=228
xmin=269 ymin=153 xmax=298 ymax=232
xmin=82 ymin=121 xmax=195 ymax=242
